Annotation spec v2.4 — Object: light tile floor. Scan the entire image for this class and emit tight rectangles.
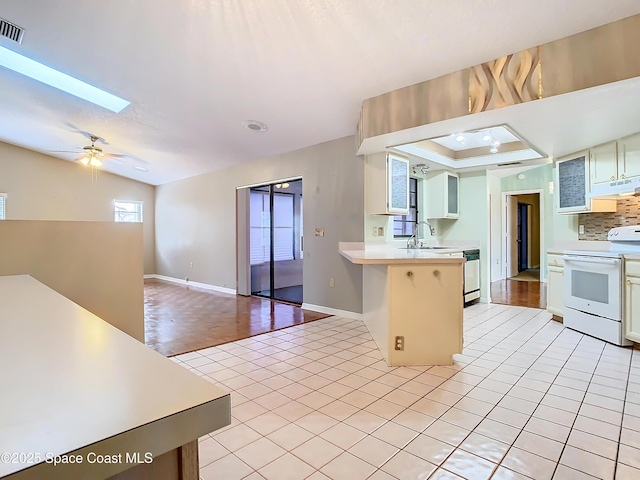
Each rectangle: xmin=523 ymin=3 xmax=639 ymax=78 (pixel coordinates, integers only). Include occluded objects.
xmin=172 ymin=303 xmax=640 ymax=480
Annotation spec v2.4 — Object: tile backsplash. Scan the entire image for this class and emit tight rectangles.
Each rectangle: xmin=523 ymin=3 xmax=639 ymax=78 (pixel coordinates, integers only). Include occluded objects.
xmin=578 ymin=197 xmax=640 ymax=240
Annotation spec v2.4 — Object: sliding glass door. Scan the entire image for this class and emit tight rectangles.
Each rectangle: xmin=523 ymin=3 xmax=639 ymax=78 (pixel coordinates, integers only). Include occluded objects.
xmin=249 ymin=179 xmax=303 ymax=304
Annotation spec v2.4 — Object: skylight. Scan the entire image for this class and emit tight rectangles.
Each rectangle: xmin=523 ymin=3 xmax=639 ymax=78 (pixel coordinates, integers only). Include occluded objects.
xmin=0 ymin=45 xmax=130 ymax=113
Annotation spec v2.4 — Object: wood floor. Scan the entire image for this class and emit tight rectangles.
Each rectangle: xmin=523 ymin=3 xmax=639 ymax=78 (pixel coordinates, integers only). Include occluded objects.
xmin=490 ymin=278 xmax=547 ymax=309
xmin=144 ymin=279 xmax=330 ymax=356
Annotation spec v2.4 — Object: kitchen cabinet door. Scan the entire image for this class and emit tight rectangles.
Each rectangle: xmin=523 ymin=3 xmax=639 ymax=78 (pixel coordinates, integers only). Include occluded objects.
xmin=556 ymin=153 xmax=615 ymax=214
xmin=365 ymin=152 xmax=410 ymax=215
xmin=547 ymin=266 xmax=564 ymax=317
xmin=387 ymin=155 xmax=410 ymax=214
xmin=590 ymin=141 xmax=617 ymax=185
xmin=426 ymin=170 xmax=459 ymax=219
xmin=625 ymin=275 xmax=640 ymax=343
xmin=618 ymin=132 xmax=640 ymax=180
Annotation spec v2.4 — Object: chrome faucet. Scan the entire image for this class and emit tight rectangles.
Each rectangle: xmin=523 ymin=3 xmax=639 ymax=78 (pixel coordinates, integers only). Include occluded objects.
xmin=406 ymin=221 xmax=435 ymax=248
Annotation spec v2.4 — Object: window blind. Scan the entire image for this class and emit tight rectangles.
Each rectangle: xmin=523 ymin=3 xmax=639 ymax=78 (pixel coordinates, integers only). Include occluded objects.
xmin=249 ymin=191 xmax=294 ymax=265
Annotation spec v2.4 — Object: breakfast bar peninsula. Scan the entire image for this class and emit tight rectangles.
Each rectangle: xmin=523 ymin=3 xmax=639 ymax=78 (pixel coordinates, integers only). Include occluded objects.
xmin=0 ymin=275 xmax=230 ymax=480
xmin=340 ymin=243 xmax=465 ymax=366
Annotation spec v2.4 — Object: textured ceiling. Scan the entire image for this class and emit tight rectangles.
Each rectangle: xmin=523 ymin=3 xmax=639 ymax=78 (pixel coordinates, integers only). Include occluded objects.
xmin=1 ymin=1 xmax=640 ymax=185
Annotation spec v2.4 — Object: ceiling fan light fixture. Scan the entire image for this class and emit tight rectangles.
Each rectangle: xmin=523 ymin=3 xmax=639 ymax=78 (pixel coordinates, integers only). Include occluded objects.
xmin=88 ymin=155 xmax=102 ymax=167
xmin=80 ymin=156 xmax=90 ymax=166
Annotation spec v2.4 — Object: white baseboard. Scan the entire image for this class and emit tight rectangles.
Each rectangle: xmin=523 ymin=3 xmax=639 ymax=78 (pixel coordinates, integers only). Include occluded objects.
xmin=301 ymin=303 xmax=363 ymax=321
xmin=145 ymin=274 xmax=236 ymax=295
xmin=479 ymin=297 xmax=490 ymax=304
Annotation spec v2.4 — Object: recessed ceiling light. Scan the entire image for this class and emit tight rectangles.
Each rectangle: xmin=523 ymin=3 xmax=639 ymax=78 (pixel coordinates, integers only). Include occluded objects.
xmin=0 ymin=45 xmax=130 ymax=112
xmin=242 ymin=120 xmax=268 ymax=132
xmin=456 ymin=135 xmax=465 ymax=142
xmin=483 ymin=135 xmax=492 ymax=142
xmin=493 ymin=140 xmax=501 ymax=147
xmin=490 ymin=147 xmax=498 ymax=154
xmin=134 ymin=166 xmax=148 ymax=172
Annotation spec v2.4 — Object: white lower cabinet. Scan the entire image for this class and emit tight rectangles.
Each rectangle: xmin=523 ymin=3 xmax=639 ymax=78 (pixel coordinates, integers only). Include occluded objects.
xmin=546 ymin=254 xmax=564 ymax=317
xmin=625 ymin=259 xmax=640 ymax=343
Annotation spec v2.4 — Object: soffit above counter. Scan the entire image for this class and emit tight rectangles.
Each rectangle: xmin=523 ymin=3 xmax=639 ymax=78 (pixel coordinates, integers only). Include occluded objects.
xmin=357 ymin=14 xmax=640 ymax=172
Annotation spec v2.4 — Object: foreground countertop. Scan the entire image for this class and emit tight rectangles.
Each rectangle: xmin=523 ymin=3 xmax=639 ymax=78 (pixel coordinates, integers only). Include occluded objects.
xmin=339 ymin=242 xmax=467 ymax=265
xmin=0 ymin=275 xmax=230 ymax=479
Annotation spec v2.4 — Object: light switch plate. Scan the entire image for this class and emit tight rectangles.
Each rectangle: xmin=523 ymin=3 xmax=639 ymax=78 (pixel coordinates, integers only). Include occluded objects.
xmin=579 ymin=224 xmax=585 ymax=234
xmin=315 ymin=228 xmax=324 ymax=237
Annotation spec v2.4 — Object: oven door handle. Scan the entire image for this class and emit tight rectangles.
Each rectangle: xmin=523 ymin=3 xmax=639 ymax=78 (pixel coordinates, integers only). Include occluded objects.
xmin=562 ymin=255 xmax=621 ymax=266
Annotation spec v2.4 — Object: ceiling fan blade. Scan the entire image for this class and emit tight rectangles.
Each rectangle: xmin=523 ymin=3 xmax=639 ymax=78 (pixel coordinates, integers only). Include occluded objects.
xmin=104 ymin=153 xmax=127 ymax=158
xmin=45 ymin=150 xmax=81 ymax=153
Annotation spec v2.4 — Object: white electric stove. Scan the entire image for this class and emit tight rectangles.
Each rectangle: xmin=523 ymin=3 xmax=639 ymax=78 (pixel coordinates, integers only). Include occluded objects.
xmin=562 ymin=226 xmax=640 ymax=346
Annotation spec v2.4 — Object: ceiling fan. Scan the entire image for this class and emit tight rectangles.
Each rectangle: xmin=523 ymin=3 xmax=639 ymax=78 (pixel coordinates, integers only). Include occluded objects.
xmin=47 ymin=134 xmax=126 ymax=168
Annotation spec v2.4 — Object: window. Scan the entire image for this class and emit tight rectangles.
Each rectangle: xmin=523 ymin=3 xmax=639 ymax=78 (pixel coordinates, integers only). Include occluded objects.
xmin=114 ymin=200 xmax=143 ymax=223
xmin=249 ymin=191 xmax=295 ymax=264
xmin=393 ymin=178 xmax=418 ymax=237
xmin=0 ymin=193 xmax=5 ymax=220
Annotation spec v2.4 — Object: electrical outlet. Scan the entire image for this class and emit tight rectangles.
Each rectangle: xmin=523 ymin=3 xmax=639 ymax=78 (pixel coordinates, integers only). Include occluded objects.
xmin=329 ymin=278 xmax=335 ymax=287
xmin=377 ymin=226 xmax=385 ymax=236
xmin=185 ymin=277 xmax=189 ymax=282
xmin=579 ymin=224 xmax=585 ymax=235
xmin=394 ymin=336 xmax=404 ymax=351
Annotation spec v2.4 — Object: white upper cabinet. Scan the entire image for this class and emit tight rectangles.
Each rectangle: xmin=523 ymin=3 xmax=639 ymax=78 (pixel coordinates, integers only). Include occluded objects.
xmin=426 ymin=170 xmax=459 ymax=219
xmin=590 ymin=134 xmax=640 ymax=186
xmin=365 ymin=152 xmax=410 ymax=215
xmin=556 ymin=151 xmax=616 ymax=214
xmin=618 ymin=132 xmax=640 ymax=181
xmin=590 ymin=141 xmax=618 ymax=185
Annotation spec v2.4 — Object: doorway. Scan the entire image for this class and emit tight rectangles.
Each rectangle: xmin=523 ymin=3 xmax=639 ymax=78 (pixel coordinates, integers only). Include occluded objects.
xmin=491 ymin=190 xmax=545 ymax=308
xmin=248 ymin=179 xmax=303 ymax=304
xmin=517 ymin=202 xmax=529 ymax=272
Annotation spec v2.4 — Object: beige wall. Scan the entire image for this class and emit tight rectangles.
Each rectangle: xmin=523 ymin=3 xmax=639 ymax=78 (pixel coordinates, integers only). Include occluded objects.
xmin=0 ymin=220 xmax=144 ymax=341
xmin=0 ymin=141 xmax=156 ymax=274
xmin=155 ymin=136 xmax=365 ymax=314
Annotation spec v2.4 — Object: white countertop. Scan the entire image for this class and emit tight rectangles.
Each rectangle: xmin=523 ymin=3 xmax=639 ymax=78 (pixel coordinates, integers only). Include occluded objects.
xmin=0 ymin=275 xmax=230 ymax=479
xmin=339 ymin=242 xmax=467 ymax=265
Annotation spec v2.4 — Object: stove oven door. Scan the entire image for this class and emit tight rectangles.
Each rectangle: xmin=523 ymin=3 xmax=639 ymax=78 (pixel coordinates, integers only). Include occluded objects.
xmin=563 ymin=255 xmax=622 ymax=320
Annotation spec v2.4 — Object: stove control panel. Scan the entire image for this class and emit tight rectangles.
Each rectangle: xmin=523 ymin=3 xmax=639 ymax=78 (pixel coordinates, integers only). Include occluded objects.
xmin=608 ymin=226 xmax=640 ymax=242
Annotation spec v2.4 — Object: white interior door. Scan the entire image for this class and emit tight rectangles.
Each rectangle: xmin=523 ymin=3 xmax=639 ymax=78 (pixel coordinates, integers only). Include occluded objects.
xmin=505 ymin=195 xmax=519 ymax=278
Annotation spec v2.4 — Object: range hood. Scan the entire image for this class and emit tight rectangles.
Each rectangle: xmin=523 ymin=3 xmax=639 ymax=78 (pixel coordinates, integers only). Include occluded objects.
xmin=589 ymin=176 xmax=640 ymax=198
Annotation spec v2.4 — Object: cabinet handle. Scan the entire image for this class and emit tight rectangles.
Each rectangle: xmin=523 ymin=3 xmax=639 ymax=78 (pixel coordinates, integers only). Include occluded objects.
xmin=621 ymin=174 xmax=626 ymax=179
xmin=407 ymin=271 xmax=413 ymax=278
xmin=611 ymin=176 xmax=616 ymax=181
xmin=627 ymin=280 xmax=632 ymax=286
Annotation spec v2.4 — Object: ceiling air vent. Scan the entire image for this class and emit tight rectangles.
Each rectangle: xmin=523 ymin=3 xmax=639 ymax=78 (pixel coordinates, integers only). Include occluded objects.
xmin=0 ymin=18 xmax=24 ymax=43
xmin=497 ymin=162 xmax=522 ymax=167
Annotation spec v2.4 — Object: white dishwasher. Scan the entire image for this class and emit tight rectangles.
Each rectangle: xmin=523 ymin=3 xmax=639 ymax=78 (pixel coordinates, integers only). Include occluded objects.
xmin=463 ymin=249 xmax=480 ymax=306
